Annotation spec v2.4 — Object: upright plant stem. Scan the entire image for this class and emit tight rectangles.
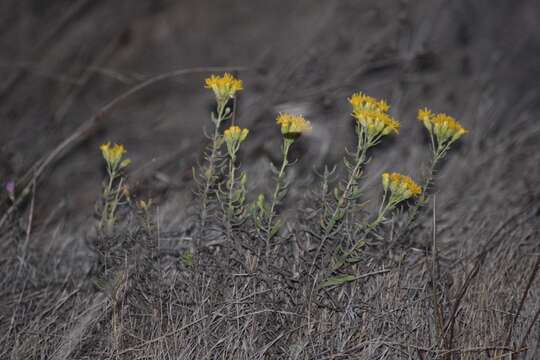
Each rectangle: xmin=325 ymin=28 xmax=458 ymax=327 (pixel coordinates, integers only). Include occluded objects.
xmin=309 ymin=130 xmax=370 ymax=274
xmin=264 ymin=138 xmax=293 ymax=263
xmin=397 ymin=145 xmax=445 ymax=240
xmin=225 ymin=153 xmax=237 ymax=243
xmin=332 ymin=193 xmax=394 ymax=272
xmin=198 ymin=102 xmax=227 ymax=250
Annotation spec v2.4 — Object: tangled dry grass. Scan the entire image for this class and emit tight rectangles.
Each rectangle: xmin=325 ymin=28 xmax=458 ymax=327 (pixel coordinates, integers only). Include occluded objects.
xmin=1 ymin=1 xmax=540 ymax=359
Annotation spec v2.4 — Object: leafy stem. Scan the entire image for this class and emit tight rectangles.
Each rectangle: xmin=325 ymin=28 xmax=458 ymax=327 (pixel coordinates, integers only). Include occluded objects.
xmin=226 ymin=153 xmax=237 ymax=232
xmin=309 ymin=125 xmax=374 ymax=274
xmin=197 ymin=100 xmax=229 ymax=246
xmin=264 ymin=137 xmax=294 ymax=262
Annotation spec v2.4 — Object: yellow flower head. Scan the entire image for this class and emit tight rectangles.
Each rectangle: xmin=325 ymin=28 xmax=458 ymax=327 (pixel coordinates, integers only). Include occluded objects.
xmin=353 ymin=109 xmax=400 ymax=136
xmin=417 ymin=107 xmax=433 ymax=125
xmin=349 ymin=92 xmax=399 ymax=138
xmin=224 ymin=125 xmax=249 ymax=155
xmin=418 ymin=107 xmax=468 ymax=145
xmin=276 ymin=113 xmax=312 ymax=139
xmin=349 ymin=92 xmax=389 ymax=113
xmin=224 ymin=125 xmax=249 ymax=143
xmin=204 ymin=73 xmax=243 ymax=102
xmin=100 ymin=142 xmax=130 ymax=169
xmin=382 ymin=172 xmax=422 ymax=202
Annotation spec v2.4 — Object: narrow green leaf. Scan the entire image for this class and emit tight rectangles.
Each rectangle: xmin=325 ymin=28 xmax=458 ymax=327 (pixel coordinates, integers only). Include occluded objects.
xmin=180 ymin=250 xmax=193 ymax=267
xmin=320 ymin=274 xmax=357 ymax=288
xmin=270 ymin=220 xmax=282 ymax=239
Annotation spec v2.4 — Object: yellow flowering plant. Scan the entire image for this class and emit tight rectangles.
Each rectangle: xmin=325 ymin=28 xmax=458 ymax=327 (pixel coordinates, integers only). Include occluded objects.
xmin=220 ymin=125 xmax=249 ymax=244
xmin=204 ymin=72 xmax=243 ymax=106
xmin=380 ymin=172 xmax=422 ymax=216
xmin=98 ymin=143 xmax=131 ymax=235
xmin=254 ymin=113 xmax=311 ymax=263
xmin=331 ymin=172 xmax=422 ymax=273
xmin=194 ymin=73 xmax=243 ymax=253
xmin=394 ymin=107 xmax=469 ymax=239
xmin=418 ymin=108 xmax=467 ymax=157
xmin=100 ymin=143 xmax=131 ymax=175
xmin=350 ymin=92 xmax=399 ymax=142
xmin=310 ymin=92 xmax=399 ymax=274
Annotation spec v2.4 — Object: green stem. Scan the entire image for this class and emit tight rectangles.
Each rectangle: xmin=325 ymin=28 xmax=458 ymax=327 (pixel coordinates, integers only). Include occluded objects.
xmin=99 ymin=166 xmax=116 ymax=234
xmin=106 ymin=178 xmax=124 ymax=234
xmin=332 ymin=195 xmax=398 ymax=271
xmin=264 ymin=138 xmax=293 ymax=262
xmin=198 ymin=101 xmax=228 ymax=246
xmin=309 ymin=128 xmax=370 ymax=274
xmin=225 ymin=153 xmax=237 ymax=242
xmin=396 ymin=146 xmax=446 ymax=241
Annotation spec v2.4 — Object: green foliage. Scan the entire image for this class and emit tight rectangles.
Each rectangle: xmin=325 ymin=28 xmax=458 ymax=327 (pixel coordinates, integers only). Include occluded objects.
xmin=320 ymin=274 xmax=357 ymax=288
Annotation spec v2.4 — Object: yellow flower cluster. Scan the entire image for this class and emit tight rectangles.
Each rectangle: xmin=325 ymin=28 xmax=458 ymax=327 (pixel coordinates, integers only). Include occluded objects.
xmin=349 ymin=92 xmax=399 ymax=138
xmin=417 ymin=107 xmax=467 ymax=146
xmin=224 ymin=125 xmax=249 ymax=143
xmin=382 ymin=172 xmax=422 ymax=201
xmin=349 ymin=92 xmax=390 ymax=113
xmin=204 ymin=73 xmax=243 ymax=102
xmin=276 ymin=113 xmax=312 ymax=139
xmin=224 ymin=125 xmax=249 ymax=156
xmin=100 ymin=143 xmax=131 ymax=170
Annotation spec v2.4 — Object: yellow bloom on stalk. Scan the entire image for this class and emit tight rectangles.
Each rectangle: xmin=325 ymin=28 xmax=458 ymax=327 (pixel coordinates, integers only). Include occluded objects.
xmin=276 ymin=113 xmax=312 ymax=139
xmin=224 ymin=125 xmax=249 ymax=143
xmin=382 ymin=172 xmax=422 ymax=202
xmin=349 ymin=92 xmax=399 ymax=138
xmin=100 ymin=142 xmax=131 ymax=169
xmin=417 ymin=107 xmax=433 ymax=126
xmin=349 ymin=92 xmax=389 ymax=113
xmin=353 ymin=109 xmax=400 ymax=136
xmin=417 ymin=107 xmax=468 ymax=145
xmin=224 ymin=125 xmax=249 ymax=155
xmin=204 ymin=73 xmax=243 ymax=102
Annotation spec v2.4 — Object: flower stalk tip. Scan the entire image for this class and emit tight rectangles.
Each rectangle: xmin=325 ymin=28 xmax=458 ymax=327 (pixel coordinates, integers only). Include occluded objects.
xmin=382 ymin=172 xmax=422 ymax=204
xmin=276 ymin=113 xmax=312 ymax=139
xmin=417 ymin=107 xmax=467 ymax=152
xmin=349 ymin=92 xmax=399 ymax=140
xmin=100 ymin=143 xmax=130 ymax=170
xmin=224 ymin=125 xmax=249 ymax=157
xmin=204 ymin=72 xmax=243 ymax=104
